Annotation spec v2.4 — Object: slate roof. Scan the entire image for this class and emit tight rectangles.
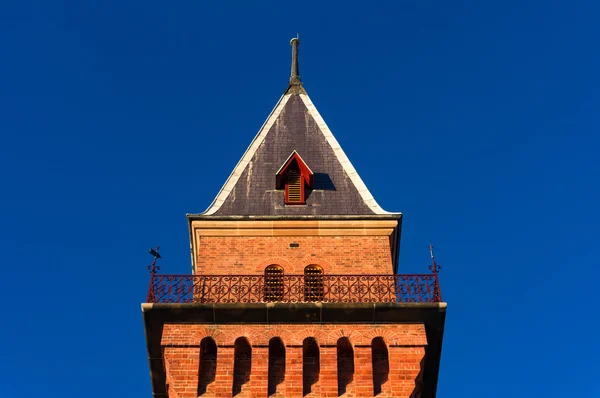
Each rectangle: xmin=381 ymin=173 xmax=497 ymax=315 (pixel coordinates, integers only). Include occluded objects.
xmin=196 ymin=87 xmax=397 ymax=217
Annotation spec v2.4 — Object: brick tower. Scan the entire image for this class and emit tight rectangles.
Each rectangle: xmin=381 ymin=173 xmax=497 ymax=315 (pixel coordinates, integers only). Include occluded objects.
xmin=142 ymin=38 xmax=446 ymax=398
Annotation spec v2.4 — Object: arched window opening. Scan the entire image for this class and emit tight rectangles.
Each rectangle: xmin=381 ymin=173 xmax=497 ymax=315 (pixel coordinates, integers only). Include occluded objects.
xmin=371 ymin=337 xmax=389 ymax=396
xmin=233 ymin=337 xmax=252 ymax=397
xmin=265 ymin=265 xmax=284 ymax=301
xmin=337 ymin=337 xmax=354 ymax=396
xmin=268 ymin=338 xmax=286 ymax=396
xmin=304 ymin=265 xmax=324 ymax=302
xmin=197 ymin=337 xmax=217 ymax=396
xmin=303 ymin=337 xmax=320 ymax=396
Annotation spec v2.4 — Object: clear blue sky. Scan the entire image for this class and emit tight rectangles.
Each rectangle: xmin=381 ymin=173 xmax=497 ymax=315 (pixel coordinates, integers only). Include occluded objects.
xmin=1 ymin=1 xmax=598 ymax=397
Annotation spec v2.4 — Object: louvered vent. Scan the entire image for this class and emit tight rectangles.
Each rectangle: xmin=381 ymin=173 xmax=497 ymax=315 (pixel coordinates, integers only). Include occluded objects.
xmin=287 ymin=170 xmax=302 ymax=203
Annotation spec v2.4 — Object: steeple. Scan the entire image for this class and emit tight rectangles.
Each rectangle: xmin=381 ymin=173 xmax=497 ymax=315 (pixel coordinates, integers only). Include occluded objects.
xmin=286 ymin=37 xmax=306 ymax=95
xmin=198 ymin=37 xmax=394 ymax=216
xmin=289 ymin=37 xmax=301 ymax=85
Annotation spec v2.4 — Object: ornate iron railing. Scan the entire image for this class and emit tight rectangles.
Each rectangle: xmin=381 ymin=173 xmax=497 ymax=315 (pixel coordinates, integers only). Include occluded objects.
xmin=146 ymin=274 xmax=442 ymax=304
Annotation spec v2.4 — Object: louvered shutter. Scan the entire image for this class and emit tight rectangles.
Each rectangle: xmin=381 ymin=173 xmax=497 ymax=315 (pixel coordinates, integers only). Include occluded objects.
xmin=286 ymin=170 xmax=303 ymax=203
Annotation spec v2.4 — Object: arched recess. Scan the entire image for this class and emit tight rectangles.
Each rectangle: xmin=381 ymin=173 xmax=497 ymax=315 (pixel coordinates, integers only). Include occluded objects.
xmin=265 ymin=265 xmax=284 ymax=302
xmin=304 ymin=265 xmax=324 ymax=301
xmin=371 ymin=337 xmax=389 ymax=396
xmin=233 ymin=337 xmax=252 ymax=397
xmin=198 ymin=337 xmax=217 ymax=396
xmin=268 ymin=337 xmax=286 ymax=396
xmin=337 ymin=337 xmax=354 ymax=396
xmin=303 ymin=337 xmax=320 ymax=396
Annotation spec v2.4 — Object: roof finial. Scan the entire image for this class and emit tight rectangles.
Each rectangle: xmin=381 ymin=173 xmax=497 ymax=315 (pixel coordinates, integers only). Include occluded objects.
xmin=289 ymin=37 xmax=301 ymax=85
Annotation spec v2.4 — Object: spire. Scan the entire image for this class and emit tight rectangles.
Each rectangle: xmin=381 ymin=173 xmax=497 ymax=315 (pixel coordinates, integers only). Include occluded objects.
xmin=289 ymin=37 xmax=301 ymax=85
xmin=285 ymin=37 xmax=306 ymax=95
xmin=197 ymin=37 xmax=394 ymax=217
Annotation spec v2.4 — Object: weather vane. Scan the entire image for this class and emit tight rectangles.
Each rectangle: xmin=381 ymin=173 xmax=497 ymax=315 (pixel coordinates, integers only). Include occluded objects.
xmin=148 ymin=245 xmax=162 ymax=274
xmin=428 ymin=243 xmax=441 ymax=274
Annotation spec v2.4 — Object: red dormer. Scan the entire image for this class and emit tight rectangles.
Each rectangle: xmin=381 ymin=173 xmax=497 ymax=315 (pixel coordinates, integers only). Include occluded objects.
xmin=276 ymin=151 xmax=314 ymax=205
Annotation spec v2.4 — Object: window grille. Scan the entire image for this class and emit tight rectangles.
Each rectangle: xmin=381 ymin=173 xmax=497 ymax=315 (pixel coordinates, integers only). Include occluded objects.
xmin=304 ymin=265 xmax=323 ymax=301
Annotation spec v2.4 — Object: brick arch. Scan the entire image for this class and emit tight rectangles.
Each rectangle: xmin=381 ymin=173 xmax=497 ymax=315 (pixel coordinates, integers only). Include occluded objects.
xmin=215 ymin=328 xmax=267 ymax=346
xmin=361 ymin=328 xmax=402 ymax=346
xmin=255 ymin=257 xmax=296 ymax=273
xmin=264 ymin=326 xmax=289 ymax=345
xmin=323 ymin=328 xmax=359 ymax=346
xmin=192 ymin=326 xmax=224 ymax=345
xmin=294 ymin=326 xmax=327 ymax=346
xmin=263 ymin=327 xmax=321 ymax=346
xmin=296 ymin=257 xmax=334 ymax=274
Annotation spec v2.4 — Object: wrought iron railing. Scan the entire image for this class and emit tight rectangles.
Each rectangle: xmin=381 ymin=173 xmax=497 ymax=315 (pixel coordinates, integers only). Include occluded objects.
xmin=146 ymin=274 xmax=442 ymax=304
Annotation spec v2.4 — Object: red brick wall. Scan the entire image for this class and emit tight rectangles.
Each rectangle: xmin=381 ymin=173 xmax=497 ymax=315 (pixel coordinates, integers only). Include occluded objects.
xmin=161 ymin=323 xmax=426 ymax=398
xmin=196 ymin=236 xmax=393 ymax=275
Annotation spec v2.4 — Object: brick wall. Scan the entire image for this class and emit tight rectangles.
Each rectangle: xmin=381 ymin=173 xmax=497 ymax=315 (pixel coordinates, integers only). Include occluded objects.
xmin=195 ymin=236 xmax=393 ymax=275
xmin=161 ymin=323 xmax=426 ymax=398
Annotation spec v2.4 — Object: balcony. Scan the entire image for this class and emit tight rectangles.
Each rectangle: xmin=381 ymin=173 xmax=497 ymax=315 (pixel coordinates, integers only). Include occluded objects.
xmin=146 ymin=273 xmax=442 ymax=304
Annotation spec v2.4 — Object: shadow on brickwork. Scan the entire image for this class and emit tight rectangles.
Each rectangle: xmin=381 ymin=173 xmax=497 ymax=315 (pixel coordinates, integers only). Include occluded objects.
xmin=268 ymin=338 xmax=286 ymax=396
xmin=303 ymin=338 xmax=320 ymax=396
xmin=233 ymin=337 xmax=252 ymax=397
xmin=409 ymin=355 xmax=425 ymax=398
xmin=372 ymin=337 xmax=389 ymax=396
xmin=337 ymin=337 xmax=354 ymax=396
xmin=198 ymin=337 xmax=217 ymax=396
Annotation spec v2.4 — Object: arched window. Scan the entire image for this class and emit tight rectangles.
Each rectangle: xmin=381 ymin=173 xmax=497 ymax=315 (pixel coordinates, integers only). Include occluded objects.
xmin=268 ymin=338 xmax=286 ymax=396
xmin=265 ymin=265 xmax=284 ymax=301
xmin=233 ymin=337 xmax=252 ymax=397
xmin=304 ymin=265 xmax=324 ymax=301
xmin=337 ymin=337 xmax=354 ymax=396
xmin=371 ymin=337 xmax=389 ymax=396
xmin=198 ymin=337 xmax=217 ymax=396
xmin=303 ymin=337 xmax=320 ymax=396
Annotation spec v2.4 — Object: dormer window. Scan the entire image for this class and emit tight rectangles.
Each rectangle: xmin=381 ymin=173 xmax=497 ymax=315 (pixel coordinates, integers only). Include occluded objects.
xmin=276 ymin=151 xmax=314 ymax=205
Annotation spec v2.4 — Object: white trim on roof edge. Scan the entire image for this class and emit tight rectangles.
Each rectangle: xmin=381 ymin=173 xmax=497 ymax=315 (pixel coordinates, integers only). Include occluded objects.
xmin=201 ymin=94 xmax=291 ymax=215
xmin=299 ymin=94 xmax=395 ymax=215
xmin=201 ymin=92 xmax=398 ymax=216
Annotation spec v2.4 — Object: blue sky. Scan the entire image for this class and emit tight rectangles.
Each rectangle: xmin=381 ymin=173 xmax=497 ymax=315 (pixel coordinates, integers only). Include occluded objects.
xmin=1 ymin=1 xmax=599 ymax=397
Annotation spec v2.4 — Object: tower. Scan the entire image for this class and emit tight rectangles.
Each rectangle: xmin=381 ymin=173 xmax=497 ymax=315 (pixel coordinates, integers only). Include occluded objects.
xmin=142 ymin=38 xmax=446 ymax=398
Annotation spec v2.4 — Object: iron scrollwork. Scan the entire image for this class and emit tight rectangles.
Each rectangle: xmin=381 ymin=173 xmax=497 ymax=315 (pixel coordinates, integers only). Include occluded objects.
xmin=147 ymin=273 xmax=442 ymax=304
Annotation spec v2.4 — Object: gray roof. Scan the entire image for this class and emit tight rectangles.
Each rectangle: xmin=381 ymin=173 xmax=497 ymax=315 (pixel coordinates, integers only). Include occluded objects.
xmin=198 ymin=89 xmax=397 ymax=217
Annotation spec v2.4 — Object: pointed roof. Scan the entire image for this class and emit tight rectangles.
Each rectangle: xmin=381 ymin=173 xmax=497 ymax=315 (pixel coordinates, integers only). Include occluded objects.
xmin=276 ymin=150 xmax=313 ymax=189
xmin=276 ymin=150 xmax=313 ymax=176
xmin=197 ymin=39 xmax=398 ymax=217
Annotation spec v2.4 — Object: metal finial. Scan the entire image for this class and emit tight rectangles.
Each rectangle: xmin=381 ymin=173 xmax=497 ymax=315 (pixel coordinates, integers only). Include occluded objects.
xmin=289 ymin=37 xmax=301 ymax=85
xmin=148 ymin=245 xmax=161 ymax=274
